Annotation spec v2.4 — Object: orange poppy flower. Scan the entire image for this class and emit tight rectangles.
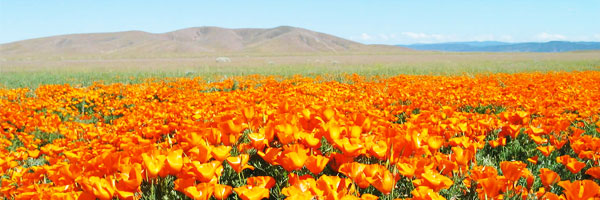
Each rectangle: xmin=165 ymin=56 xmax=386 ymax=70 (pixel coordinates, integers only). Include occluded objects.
xmin=257 ymin=147 xmax=281 ymax=166
xmin=452 ymin=146 xmax=474 ymax=167
xmin=248 ymin=132 xmax=268 ymax=150
xmin=283 ymin=175 xmax=319 ymax=198
xmin=477 ymin=176 xmax=503 ymax=200
xmin=305 ymin=154 xmax=330 ymax=175
xmin=416 ymin=169 xmax=454 ymax=192
xmin=334 ymin=137 xmax=364 ymax=157
xmin=275 ymin=123 xmax=296 ymax=145
xmin=536 ymin=145 xmax=555 ymax=157
xmin=174 ymin=178 xmax=196 ymax=193
xmin=226 ymin=154 xmax=254 ymax=173
xmin=368 ymin=140 xmax=388 ymax=159
xmin=213 ymin=184 xmax=232 ymax=200
xmin=247 ymin=176 xmax=276 ymax=189
xmin=322 ymin=108 xmax=335 ymax=122
xmin=556 ymin=155 xmax=586 ymax=174
xmin=527 ymin=156 xmax=538 ymax=164
xmin=585 ymin=167 xmax=600 ymax=179
xmin=119 ymin=163 xmax=142 ymax=190
xmin=27 ymin=149 xmax=40 ymax=158
xmin=411 ymin=186 xmax=446 ymax=200
xmin=360 ymin=193 xmax=379 ymax=200
xmin=396 ymin=161 xmax=417 ymax=178
xmin=279 ymin=144 xmax=309 ymax=171
xmin=372 ymin=168 xmax=395 ymax=194
xmin=427 ymin=136 xmax=444 ymax=151
xmin=489 ymin=137 xmax=506 ymax=148
xmin=500 ymin=161 xmax=528 ymax=183
xmin=540 ymin=192 xmax=560 ymax=200
xmin=539 ymin=168 xmax=560 ymax=188
xmin=166 ymin=148 xmax=184 ymax=174
xmin=339 ymin=162 xmax=370 ymax=189
xmin=558 ymin=180 xmax=600 ymax=200
xmin=301 ymin=132 xmax=321 ymax=148
xmin=188 ymin=140 xmax=213 ymax=163
xmin=211 ymin=145 xmax=231 ymax=162
xmin=183 ymin=183 xmax=213 ymax=200
xmin=233 ymin=185 xmax=270 ymax=200
xmin=192 ymin=161 xmax=220 ymax=182
xmin=86 ymin=176 xmax=115 ymax=200
xmin=141 ymin=151 xmax=166 ymax=178
xmin=315 ymin=175 xmax=355 ymax=200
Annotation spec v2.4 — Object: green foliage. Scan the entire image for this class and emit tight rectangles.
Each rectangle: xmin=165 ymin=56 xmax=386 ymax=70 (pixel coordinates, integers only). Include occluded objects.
xmin=393 ymin=112 xmax=408 ymax=124
xmin=140 ymin=175 xmax=188 ymax=200
xmin=22 ymin=156 xmax=48 ymax=168
xmin=5 ymin=135 xmax=24 ymax=152
xmin=31 ymin=130 xmax=64 ymax=147
xmin=459 ymin=104 xmax=506 ymax=115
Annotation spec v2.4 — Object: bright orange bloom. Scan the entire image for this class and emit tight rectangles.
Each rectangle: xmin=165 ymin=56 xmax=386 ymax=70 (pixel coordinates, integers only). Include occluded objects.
xmin=527 ymin=156 xmax=538 ymax=164
xmin=119 ymin=163 xmax=143 ymax=190
xmin=452 ymin=146 xmax=474 ymax=167
xmin=305 ymin=154 xmax=330 ymax=175
xmin=558 ymin=180 xmax=600 ymax=200
xmin=233 ymin=185 xmax=270 ymax=200
xmin=279 ymin=144 xmax=309 ymax=171
xmin=414 ymin=169 xmax=454 ymax=192
xmin=500 ymin=161 xmax=528 ymax=182
xmin=257 ymin=147 xmax=281 ymax=165
xmin=142 ymin=151 xmax=167 ymax=178
xmin=166 ymin=148 xmax=184 ymax=174
xmin=339 ymin=162 xmax=370 ymax=189
xmin=585 ymin=167 xmax=600 ymax=179
xmin=226 ymin=154 xmax=254 ymax=173
xmin=537 ymin=145 xmax=555 ymax=157
xmin=372 ymin=168 xmax=395 ymax=194
xmin=213 ymin=184 xmax=232 ymax=200
xmin=540 ymin=168 xmax=560 ymax=187
xmin=411 ymin=186 xmax=446 ymax=200
xmin=183 ymin=183 xmax=213 ymax=200
xmin=247 ymin=176 xmax=276 ymax=189
xmin=211 ymin=145 xmax=231 ymax=162
xmin=477 ymin=176 xmax=504 ymax=200
xmin=556 ymin=155 xmax=586 ymax=174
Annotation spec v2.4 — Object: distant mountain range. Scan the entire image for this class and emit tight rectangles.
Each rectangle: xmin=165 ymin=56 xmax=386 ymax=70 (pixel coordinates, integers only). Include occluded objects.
xmin=0 ymin=26 xmax=409 ymax=58
xmin=399 ymin=41 xmax=600 ymax=52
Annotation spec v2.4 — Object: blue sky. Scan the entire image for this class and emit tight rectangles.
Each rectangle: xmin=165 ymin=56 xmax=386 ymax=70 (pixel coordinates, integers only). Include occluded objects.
xmin=1 ymin=0 xmax=599 ymax=44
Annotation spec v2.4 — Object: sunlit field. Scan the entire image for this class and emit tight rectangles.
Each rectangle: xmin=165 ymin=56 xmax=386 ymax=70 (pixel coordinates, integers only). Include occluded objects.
xmin=1 ymin=70 xmax=600 ymax=200
xmin=1 ymin=51 xmax=599 ymax=88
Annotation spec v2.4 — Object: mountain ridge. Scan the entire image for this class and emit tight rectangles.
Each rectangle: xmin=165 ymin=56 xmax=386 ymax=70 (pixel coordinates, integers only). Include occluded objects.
xmin=0 ymin=26 xmax=410 ymax=57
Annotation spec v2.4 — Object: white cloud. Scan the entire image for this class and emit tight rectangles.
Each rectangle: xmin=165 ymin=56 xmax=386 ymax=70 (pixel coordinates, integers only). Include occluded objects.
xmin=401 ymin=32 xmax=448 ymax=40
xmin=349 ymin=32 xmax=600 ymax=45
xmin=360 ymin=33 xmax=373 ymax=40
xmin=535 ymin=32 xmax=567 ymax=41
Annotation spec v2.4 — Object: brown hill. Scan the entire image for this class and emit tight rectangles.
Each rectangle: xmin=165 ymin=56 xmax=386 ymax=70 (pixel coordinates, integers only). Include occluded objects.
xmin=0 ymin=26 xmax=410 ymax=57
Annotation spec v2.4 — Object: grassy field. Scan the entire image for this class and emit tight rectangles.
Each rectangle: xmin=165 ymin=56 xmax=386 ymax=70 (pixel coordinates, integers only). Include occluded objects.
xmin=1 ymin=51 xmax=599 ymax=88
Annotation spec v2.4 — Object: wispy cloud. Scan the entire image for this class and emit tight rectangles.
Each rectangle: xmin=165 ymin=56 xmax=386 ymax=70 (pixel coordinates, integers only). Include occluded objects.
xmin=349 ymin=32 xmax=599 ymax=45
xmin=400 ymin=32 xmax=448 ymax=41
xmin=535 ymin=32 xmax=567 ymax=41
xmin=360 ymin=33 xmax=373 ymax=40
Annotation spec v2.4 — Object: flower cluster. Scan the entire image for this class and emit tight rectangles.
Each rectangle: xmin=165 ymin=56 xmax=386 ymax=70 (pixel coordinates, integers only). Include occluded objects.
xmin=1 ymin=72 xmax=600 ymax=200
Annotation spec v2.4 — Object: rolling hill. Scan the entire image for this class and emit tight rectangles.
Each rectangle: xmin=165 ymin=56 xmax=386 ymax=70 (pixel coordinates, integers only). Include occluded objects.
xmin=399 ymin=41 xmax=600 ymax=52
xmin=0 ymin=26 xmax=409 ymax=57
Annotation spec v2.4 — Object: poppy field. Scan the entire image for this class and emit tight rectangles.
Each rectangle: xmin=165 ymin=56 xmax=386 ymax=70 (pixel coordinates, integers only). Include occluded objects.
xmin=1 ymin=71 xmax=600 ymax=200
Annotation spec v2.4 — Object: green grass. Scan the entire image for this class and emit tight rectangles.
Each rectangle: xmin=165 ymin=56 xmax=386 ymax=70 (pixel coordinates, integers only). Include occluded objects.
xmin=1 ymin=62 xmax=599 ymax=89
xmin=1 ymin=51 xmax=599 ymax=88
